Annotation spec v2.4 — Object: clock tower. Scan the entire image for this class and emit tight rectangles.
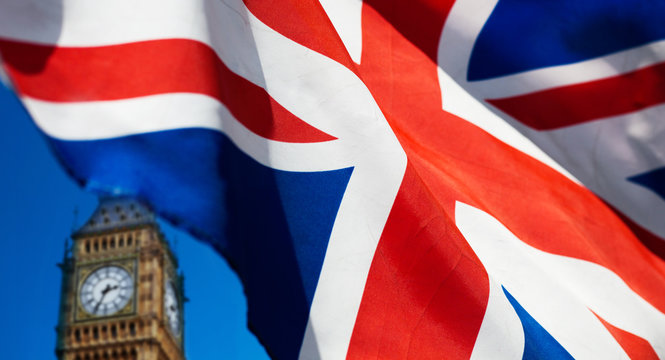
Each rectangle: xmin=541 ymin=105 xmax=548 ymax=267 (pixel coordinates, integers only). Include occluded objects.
xmin=56 ymin=197 xmax=185 ymax=360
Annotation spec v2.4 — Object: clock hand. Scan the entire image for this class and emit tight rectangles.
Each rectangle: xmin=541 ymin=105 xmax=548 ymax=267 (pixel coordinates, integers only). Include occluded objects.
xmin=93 ymin=295 xmax=105 ymax=313
xmin=94 ymin=284 xmax=114 ymax=313
xmin=101 ymin=283 xmax=117 ymax=295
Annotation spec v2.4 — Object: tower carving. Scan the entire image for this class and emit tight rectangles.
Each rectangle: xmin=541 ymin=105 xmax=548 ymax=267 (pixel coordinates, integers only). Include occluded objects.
xmin=56 ymin=197 xmax=185 ymax=360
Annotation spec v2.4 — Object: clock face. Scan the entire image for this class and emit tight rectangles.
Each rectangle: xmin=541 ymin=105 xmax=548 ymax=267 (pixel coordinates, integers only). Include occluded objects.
xmin=79 ymin=265 xmax=134 ymax=316
xmin=164 ymin=280 xmax=180 ymax=335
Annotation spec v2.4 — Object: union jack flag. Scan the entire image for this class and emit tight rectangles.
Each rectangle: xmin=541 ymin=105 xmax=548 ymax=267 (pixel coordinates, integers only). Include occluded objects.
xmin=2 ymin=0 xmax=665 ymax=359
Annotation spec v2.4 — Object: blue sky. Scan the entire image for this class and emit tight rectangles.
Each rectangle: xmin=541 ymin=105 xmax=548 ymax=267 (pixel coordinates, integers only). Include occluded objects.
xmin=0 ymin=81 xmax=269 ymax=359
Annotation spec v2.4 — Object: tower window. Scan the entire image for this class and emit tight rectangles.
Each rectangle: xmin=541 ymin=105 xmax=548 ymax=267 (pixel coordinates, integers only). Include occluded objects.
xmin=74 ymin=329 xmax=81 ymax=342
xmin=127 ymin=235 xmax=133 ymax=246
xmin=119 ymin=236 xmax=124 ymax=247
xmin=85 ymin=241 xmax=90 ymax=253
xmin=94 ymin=241 xmax=99 ymax=252
xmin=129 ymin=323 xmax=136 ymax=336
xmin=110 ymin=238 xmax=115 ymax=248
xmin=93 ymin=326 xmax=99 ymax=340
xmin=102 ymin=238 xmax=107 ymax=250
xmin=111 ymin=325 xmax=117 ymax=338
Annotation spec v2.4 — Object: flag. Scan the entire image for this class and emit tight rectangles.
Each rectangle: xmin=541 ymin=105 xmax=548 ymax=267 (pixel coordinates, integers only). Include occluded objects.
xmin=2 ymin=0 xmax=665 ymax=359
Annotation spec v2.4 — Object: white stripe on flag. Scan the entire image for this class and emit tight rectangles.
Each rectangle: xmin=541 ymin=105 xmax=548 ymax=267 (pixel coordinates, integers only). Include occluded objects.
xmin=22 ymin=95 xmax=353 ymax=173
xmin=318 ymin=0 xmax=364 ymax=64
xmin=456 ymin=201 xmax=665 ymax=360
xmin=469 ymin=277 xmax=525 ymax=360
xmin=437 ymin=67 xmax=579 ymax=183
xmin=501 ymin=103 xmax=665 ymax=239
xmin=437 ymin=0 xmax=665 ymax=99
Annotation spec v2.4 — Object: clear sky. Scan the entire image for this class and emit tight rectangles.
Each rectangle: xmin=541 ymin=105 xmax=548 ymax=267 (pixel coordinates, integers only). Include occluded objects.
xmin=0 ymin=81 xmax=270 ymax=359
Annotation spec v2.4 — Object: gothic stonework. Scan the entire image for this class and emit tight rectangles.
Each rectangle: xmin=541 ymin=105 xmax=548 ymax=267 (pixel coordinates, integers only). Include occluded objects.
xmin=56 ymin=197 xmax=185 ymax=360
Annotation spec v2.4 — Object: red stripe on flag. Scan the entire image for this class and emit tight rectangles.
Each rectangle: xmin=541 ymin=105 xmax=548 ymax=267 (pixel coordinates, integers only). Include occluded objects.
xmin=348 ymin=5 xmax=490 ymax=358
xmin=593 ymin=312 xmax=659 ymax=360
xmin=0 ymin=38 xmax=335 ymax=143
xmin=243 ymin=0 xmax=356 ymax=70
xmin=347 ymin=164 xmax=489 ymax=359
xmin=605 ymin=201 xmax=665 ymax=268
xmin=488 ymin=62 xmax=665 ymax=130
xmin=355 ymin=6 xmax=665 ymax=353
xmin=364 ymin=0 xmax=455 ymax=61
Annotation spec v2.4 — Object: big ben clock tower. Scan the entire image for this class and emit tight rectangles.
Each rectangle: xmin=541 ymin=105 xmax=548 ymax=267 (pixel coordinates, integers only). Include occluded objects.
xmin=56 ymin=197 xmax=185 ymax=360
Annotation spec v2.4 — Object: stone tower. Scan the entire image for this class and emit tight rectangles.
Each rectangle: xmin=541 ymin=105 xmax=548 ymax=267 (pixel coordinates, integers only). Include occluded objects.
xmin=56 ymin=197 xmax=185 ymax=360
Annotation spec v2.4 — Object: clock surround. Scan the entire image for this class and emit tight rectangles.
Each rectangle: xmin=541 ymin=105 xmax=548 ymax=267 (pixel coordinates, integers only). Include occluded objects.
xmin=75 ymin=259 xmax=137 ymax=322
